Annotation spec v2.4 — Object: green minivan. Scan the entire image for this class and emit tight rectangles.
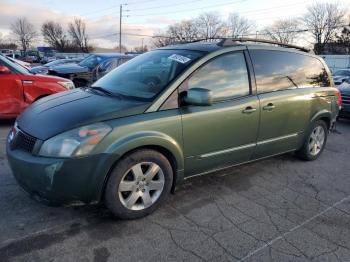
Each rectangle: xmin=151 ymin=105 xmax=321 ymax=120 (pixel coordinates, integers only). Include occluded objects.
xmin=7 ymin=39 xmax=341 ymax=219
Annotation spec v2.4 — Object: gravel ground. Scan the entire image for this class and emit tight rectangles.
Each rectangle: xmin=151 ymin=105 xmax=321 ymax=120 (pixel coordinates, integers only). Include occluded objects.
xmin=1 ymin=119 xmax=350 ymax=262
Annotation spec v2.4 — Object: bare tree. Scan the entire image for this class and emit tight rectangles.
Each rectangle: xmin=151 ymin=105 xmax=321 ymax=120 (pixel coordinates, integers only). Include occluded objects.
xmin=68 ymin=18 xmax=91 ymax=53
xmin=133 ymin=45 xmax=148 ymax=53
xmin=167 ymin=20 xmax=200 ymax=42
xmin=152 ymin=30 xmax=174 ymax=47
xmin=196 ymin=12 xmax=223 ymax=39
xmin=263 ymin=19 xmax=301 ymax=44
xmin=114 ymin=45 xmax=128 ymax=53
xmin=42 ymin=21 xmax=68 ymax=51
xmin=335 ymin=17 xmax=350 ymax=53
xmin=225 ymin=13 xmax=254 ymax=38
xmin=11 ymin=17 xmax=37 ymax=52
xmin=337 ymin=15 xmax=350 ymax=43
xmin=303 ymin=2 xmax=345 ymax=54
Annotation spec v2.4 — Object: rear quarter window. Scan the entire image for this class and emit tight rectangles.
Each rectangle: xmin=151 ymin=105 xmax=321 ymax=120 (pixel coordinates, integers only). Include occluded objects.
xmin=249 ymin=50 xmax=330 ymax=94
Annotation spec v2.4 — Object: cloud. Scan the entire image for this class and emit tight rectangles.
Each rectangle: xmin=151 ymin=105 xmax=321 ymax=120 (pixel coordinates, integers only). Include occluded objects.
xmin=0 ymin=0 xmax=161 ymax=49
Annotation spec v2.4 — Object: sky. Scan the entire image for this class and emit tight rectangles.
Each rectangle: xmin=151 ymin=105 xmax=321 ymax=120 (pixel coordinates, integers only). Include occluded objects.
xmin=0 ymin=0 xmax=349 ymax=49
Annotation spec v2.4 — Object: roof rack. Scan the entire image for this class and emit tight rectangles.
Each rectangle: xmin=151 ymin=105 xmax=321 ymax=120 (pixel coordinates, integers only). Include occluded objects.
xmin=217 ymin=38 xmax=310 ymax=53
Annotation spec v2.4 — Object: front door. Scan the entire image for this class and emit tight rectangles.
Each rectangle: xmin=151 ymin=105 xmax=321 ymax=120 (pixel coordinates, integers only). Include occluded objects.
xmin=180 ymin=51 xmax=260 ymax=176
xmin=0 ymin=59 xmax=22 ymax=117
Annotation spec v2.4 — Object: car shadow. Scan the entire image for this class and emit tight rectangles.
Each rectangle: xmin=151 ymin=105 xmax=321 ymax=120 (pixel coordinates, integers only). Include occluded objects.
xmin=337 ymin=118 xmax=350 ymax=124
xmin=0 ymin=119 xmax=15 ymax=127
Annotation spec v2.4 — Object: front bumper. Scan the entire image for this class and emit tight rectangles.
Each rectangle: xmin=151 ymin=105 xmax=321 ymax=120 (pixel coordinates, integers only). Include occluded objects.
xmin=6 ymin=140 xmax=115 ymax=206
xmin=339 ymin=105 xmax=350 ymax=118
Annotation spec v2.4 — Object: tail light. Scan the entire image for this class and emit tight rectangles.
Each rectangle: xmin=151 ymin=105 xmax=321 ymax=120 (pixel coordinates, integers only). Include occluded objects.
xmin=335 ymin=89 xmax=342 ymax=108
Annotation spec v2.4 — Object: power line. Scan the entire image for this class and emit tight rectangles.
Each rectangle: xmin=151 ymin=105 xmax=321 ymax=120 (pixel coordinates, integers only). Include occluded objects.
xmin=79 ymin=5 xmax=120 ymax=16
xmin=128 ymin=0 xmax=247 ymax=17
xmin=129 ymin=0 xmax=204 ymax=12
xmin=89 ymin=24 xmax=349 ymax=40
xmin=232 ymin=1 xmax=305 ymax=15
xmin=85 ymin=0 xmax=242 ymax=19
xmin=84 ymin=1 xmax=304 ymax=22
xmin=125 ymin=0 xmax=162 ymax=6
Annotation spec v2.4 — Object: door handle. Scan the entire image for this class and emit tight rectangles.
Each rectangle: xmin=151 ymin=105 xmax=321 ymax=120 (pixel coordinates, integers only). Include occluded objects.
xmin=263 ymin=103 xmax=275 ymax=111
xmin=22 ymin=80 xmax=33 ymax=85
xmin=242 ymin=106 xmax=257 ymax=114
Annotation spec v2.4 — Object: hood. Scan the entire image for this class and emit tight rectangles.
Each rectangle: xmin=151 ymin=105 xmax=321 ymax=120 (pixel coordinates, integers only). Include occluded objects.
xmin=17 ymin=89 xmax=151 ymax=140
xmin=21 ymin=73 xmax=68 ymax=82
xmin=49 ymin=63 xmax=89 ymax=75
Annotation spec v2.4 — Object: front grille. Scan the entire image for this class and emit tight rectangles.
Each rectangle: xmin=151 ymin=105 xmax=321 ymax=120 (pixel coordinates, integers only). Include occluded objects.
xmin=341 ymin=93 xmax=350 ymax=105
xmin=14 ymin=131 xmax=37 ymax=153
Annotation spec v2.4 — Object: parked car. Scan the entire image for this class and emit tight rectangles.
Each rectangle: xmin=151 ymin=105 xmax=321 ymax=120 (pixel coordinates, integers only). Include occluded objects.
xmin=2 ymin=54 xmax=31 ymax=69
xmin=332 ymin=68 xmax=350 ymax=86
xmin=31 ymin=58 xmax=83 ymax=75
xmin=7 ymin=39 xmax=341 ymax=219
xmin=40 ymin=56 xmax=56 ymax=64
xmin=338 ymin=80 xmax=349 ymax=118
xmin=48 ymin=53 xmax=130 ymax=87
xmin=0 ymin=55 xmax=74 ymax=119
xmin=40 ymin=52 xmax=57 ymax=64
xmin=0 ymin=49 xmax=14 ymax=56
xmin=92 ymin=56 xmax=134 ymax=82
xmin=18 ymin=50 xmax=42 ymax=63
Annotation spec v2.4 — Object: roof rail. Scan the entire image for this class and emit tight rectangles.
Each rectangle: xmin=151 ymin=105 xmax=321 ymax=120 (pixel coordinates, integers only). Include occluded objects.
xmin=217 ymin=38 xmax=310 ymax=53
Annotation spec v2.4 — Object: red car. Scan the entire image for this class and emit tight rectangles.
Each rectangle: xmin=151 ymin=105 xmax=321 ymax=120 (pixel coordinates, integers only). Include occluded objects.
xmin=0 ymin=55 xmax=74 ymax=119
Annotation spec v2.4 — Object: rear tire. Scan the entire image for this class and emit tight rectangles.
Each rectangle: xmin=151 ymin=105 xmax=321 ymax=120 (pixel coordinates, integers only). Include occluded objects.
xmin=104 ymin=149 xmax=173 ymax=219
xmin=296 ymin=120 xmax=328 ymax=161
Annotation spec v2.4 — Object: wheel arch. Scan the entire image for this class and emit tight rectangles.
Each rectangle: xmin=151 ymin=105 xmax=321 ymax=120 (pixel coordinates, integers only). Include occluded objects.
xmin=310 ymin=110 xmax=332 ymax=130
xmin=97 ymin=132 xmax=184 ymax=201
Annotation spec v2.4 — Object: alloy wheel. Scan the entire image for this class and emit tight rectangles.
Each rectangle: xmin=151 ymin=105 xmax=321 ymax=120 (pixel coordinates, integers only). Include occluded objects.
xmin=308 ymin=125 xmax=325 ymax=156
xmin=118 ymin=162 xmax=165 ymax=210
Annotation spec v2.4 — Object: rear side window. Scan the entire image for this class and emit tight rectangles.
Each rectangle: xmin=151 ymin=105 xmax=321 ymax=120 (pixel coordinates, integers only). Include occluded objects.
xmin=187 ymin=52 xmax=250 ymax=102
xmin=249 ymin=50 xmax=330 ymax=94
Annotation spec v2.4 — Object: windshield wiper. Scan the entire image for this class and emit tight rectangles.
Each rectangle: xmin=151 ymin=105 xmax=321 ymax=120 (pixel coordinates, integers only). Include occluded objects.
xmin=89 ymin=86 xmax=115 ymax=97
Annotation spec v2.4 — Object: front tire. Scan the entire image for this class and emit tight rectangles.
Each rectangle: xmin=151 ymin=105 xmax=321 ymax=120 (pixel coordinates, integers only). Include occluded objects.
xmin=296 ymin=120 xmax=328 ymax=161
xmin=105 ymin=149 xmax=173 ymax=219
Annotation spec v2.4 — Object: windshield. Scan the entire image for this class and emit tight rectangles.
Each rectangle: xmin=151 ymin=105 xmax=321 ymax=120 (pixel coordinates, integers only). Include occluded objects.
xmin=79 ymin=55 xmax=102 ymax=68
xmin=334 ymin=70 xmax=350 ymax=77
xmin=92 ymin=49 xmax=205 ymax=101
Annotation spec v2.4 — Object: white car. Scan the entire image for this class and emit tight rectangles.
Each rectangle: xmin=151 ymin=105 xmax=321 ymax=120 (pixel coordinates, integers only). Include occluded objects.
xmin=6 ymin=56 xmax=31 ymax=69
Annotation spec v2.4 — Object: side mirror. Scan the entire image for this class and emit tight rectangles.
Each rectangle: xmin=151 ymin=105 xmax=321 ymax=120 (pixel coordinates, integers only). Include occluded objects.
xmin=0 ymin=66 xmax=11 ymax=75
xmin=182 ymin=87 xmax=213 ymax=106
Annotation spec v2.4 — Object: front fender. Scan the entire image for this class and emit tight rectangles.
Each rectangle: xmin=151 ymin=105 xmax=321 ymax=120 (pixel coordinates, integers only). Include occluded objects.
xmin=105 ymin=131 xmax=184 ymax=171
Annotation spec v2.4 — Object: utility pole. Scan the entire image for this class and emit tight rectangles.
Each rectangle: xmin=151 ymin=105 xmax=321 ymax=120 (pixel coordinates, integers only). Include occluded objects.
xmin=119 ymin=4 xmax=122 ymax=53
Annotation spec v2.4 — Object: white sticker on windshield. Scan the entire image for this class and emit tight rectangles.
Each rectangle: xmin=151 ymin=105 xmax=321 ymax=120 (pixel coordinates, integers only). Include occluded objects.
xmin=168 ymin=54 xmax=191 ymax=64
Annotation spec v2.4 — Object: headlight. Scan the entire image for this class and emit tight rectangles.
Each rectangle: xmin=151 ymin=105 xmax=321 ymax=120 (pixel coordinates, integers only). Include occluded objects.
xmin=39 ymin=123 xmax=112 ymax=157
xmin=58 ymin=81 xmax=75 ymax=90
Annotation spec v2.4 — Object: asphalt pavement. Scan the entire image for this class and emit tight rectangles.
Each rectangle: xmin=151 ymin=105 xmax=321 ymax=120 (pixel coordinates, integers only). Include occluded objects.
xmin=1 ymin=119 xmax=350 ymax=262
